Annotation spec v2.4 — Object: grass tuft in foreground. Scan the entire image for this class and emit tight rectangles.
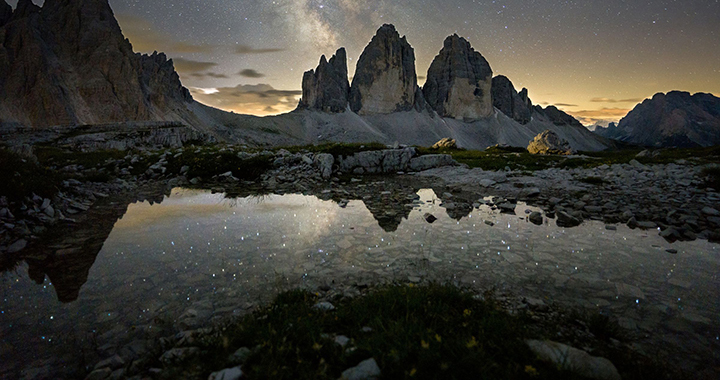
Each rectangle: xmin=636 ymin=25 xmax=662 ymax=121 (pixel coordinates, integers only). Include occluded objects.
xmin=161 ymin=284 xmax=597 ymax=380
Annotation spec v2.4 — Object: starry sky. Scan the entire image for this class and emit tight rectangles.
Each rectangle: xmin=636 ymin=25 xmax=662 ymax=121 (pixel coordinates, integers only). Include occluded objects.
xmin=10 ymin=0 xmax=720 ymax=126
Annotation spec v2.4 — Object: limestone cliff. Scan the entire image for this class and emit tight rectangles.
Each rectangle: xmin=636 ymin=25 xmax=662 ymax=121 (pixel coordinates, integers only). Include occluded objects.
xmin=0 ymin=0 xmax=192 ymax=128
xmin=349 ymin=24 xmax=418 ymax=115
xmin=298 ymin=48 xmax=350 ymax=113
xmin=491 ymin=75 xmax=532 ymax=124
xmin=423 ymin=35 xmax=493 ymax=120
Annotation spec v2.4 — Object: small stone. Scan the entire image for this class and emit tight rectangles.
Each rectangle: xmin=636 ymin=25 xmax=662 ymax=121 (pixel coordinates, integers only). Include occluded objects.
xmin=334 ymin=335 xmax=350 ymax=347
xmin=230 ymin=347 xmax=251 ymax=364
xmin=340 ymin=358 xmax=381 ymax=380
xmin=423 ymin=213 xmax=437 ymax=223
xmin=605 ymin=225 xmax=617 ymax=231
xmin=666 ymin=249 xmax=678 ymax=254
xmin=484 ymin=220 xmax=494 ymax=226
xmin=529 ymin=212 xmax=543 ymax=225
xmin=313 ymin=301 xmax=335 ymax=311
xmin=7 ymin=239 xmax=27 ymax=253
xmin=701 ymin=207 xmax=720 ymax=216
xmin=208 ymin=366 xmax=243 ymax=380
xmin=636 ymin=221 xmax=657 ymax=229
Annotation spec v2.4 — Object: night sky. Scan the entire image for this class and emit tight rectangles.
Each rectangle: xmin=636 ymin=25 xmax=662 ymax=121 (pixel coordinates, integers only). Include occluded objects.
xmin=9 ymin=0 xmax=720 ymax=125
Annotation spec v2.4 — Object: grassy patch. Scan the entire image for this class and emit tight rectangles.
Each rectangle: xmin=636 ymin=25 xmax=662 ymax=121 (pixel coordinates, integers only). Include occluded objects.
xmin=162 ymin=148 xmax=273 ymax=180
xmin=278 ymin=142 xmax=387 ymax=159
xmin=162 ymin=284 xmax=596 ymax=380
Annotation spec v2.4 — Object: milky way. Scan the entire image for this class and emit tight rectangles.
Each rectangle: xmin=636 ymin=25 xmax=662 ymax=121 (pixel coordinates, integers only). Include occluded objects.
xmin=7 ymin=0 xmax=720 ymax=124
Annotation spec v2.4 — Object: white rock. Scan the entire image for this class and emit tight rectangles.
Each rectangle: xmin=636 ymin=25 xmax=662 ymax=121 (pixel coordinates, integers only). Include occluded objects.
xmin=526 ymin=340 xmax=620 ymax=380
xmin=313 ymin=301 xmax=335 ymax=311
xmin=340 ymin=358 xmax=381 ymax=380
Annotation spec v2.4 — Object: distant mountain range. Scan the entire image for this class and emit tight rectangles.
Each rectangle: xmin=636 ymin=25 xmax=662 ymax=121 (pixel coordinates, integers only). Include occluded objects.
xmin=0 ymin=0 xmax=612 ymax=151
xmin=594 ymin=91 xmax=720 ymax=148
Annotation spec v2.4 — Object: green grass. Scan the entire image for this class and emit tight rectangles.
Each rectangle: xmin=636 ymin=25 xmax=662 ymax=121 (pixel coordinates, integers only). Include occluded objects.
xmin=158 ymin=284 xmax=609 ymax=380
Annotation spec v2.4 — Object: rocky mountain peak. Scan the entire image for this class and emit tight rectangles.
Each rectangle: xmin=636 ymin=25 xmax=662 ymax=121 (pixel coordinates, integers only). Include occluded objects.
xmin=491 ymin=75 xmax=532 ymax=124
xmin=299 ymin=47 xmax=350 ymax=112
xmin=11 ymin=0 xmax=40 ymax=20
xmin=349 ymin=24 xmax=418 ymax=115
xmin=423 ymin=34 xmax=493 ymax=120
xmin=0 ymin=1 xmax=12 ymax=26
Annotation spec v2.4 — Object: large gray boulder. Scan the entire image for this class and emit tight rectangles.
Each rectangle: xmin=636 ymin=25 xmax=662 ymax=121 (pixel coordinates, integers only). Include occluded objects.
xmin=349 ymin=24 xmax=418 ymax=115
xmin=526 ymin=340 xmax=621 ymax=380
xmin=491 ymin=75 xmax=532 ymax=124
xmin=298 ymin=48 xmax=350 ymax=112
xmin=423 ymin=34 xmax=493 ymax=120
xmin=527 ymin=130 xmax=574 ymax=155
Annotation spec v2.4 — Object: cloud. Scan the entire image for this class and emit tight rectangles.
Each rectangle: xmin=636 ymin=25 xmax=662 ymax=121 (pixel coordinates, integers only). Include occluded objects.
xmin=172 ymin=58 xmax=218 ymax=74
xmin=235 ymin=45 xmax=284 ymax=54
xmin=189 ymin=72 xmax=230 ymax=79
xmin=554 ymin=103 xmax=578 ymax=107
xmin=190 ymin=84 xmax=302 ymax=116
xmin=567 ymin=108 xmax=630 ymax=126
xmin=239 ymin=69 xmax=266 ymax=78
xmin=116 ymin=14 xmax=214 ymax=54
xmin=590 ymin=97 xmax=644 ymax=103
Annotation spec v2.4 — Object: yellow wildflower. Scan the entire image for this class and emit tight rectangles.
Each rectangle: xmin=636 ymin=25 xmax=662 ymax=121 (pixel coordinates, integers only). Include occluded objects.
xmin=421 ymin=340 xmax=430 ymax=349
xmin=525 ymin=365 xmax=539 ymax=376
xmin=463 ymin=309 xmax=472 ymax=317
xmin=409 ymin=368 xmax=417 ymax=377
xmin=312 ymin=342 xmax=322 ymax=351
xmin=466 ymin=336 xmax=478 ymax=348
xmin=435 ymin=334 xmax=442 ymax=343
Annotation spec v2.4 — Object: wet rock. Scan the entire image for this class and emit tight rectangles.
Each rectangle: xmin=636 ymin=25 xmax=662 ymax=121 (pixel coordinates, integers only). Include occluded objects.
xmin=556 ymin=211 xmax=581 ymax=227
xmin=529 ymin=212 xmax=543 ymax=225
xmin=498 ymin=202 xmax=516 ymax=213
xmin=636 ymin=221 xmax=657 ymax=229
xmin=340 ymin=358 xmax=381 ymax=380
xmin=208 ymin=366 xmax=243 ymax=380
xmin=526 ymin=340 xmax=620 ymax=380
xmin=423 ymin=213 xmax=437 ymax=223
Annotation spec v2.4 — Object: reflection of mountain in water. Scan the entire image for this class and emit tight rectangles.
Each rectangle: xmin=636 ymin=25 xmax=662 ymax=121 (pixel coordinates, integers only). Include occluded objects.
xmin=6 ymin=188 xmax=171 ymax=303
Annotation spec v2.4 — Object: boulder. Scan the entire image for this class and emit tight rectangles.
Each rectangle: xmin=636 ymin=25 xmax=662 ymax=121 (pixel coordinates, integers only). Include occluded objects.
xmin=349 ymin=24 xmax=418 ymax=115
xmin=491 ymin=75 xmax=532 ymax=124
xmin=556 ymin=211 xmax=582 ymax=227
xmin=340 ymin=358 xmax=381 ymax=380
xmin=313 ymin=153 xmax=334 ymax=179
xmin=526 ymin=340 xmax=621 ymax=380
xmin=298 ymin=48 xmax=350 ymax=112
xmin=208 ymin=366 xmax=243 ymax=380
xmin=407 ymin=154 xmax=455 ymax=171
xmin=423 ymin=35 xmax=493 ymax=120
xmin=527 ymin=130 xmax=574 ymax=155
xmin=432 ymin=138 xmax=457 ymax=149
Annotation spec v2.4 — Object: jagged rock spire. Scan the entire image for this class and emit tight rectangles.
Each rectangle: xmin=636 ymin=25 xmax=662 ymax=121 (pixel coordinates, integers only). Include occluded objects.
xmin=423 ymin=34 xmax=493 ymax=120
xmin=299 ymin=48 xmax=350 ymax=113
xmin=349 ymin=24 xmax=418 ymax=115
xmin=0 ymin=0 xmax=12 ymax=26
xmin=491 ymin=75 xmax=532 ymax=124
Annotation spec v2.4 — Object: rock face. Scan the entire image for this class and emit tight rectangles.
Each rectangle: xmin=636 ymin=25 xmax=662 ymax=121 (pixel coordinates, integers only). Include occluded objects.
xmin=491 ymin=75 xmax=532 ymax=124
xmin=0 ymin=1 xmax=11 ymax=26
xmin=594 ymin=91 xmax=720 ymax=147
xmin=527 ymin=130 xmax=574 ymax=155
xmin=0 ymin=0 xmax=192 ymax=128
xmin=423 ymin=35 xmax=493 ymax=120
xmin=533 ymin=105 xmax=585 ymax=129
xmin=298 ymin=48 xmax=350 ymax=112
xmin=349 ymin=24 xmax=418 ymax=115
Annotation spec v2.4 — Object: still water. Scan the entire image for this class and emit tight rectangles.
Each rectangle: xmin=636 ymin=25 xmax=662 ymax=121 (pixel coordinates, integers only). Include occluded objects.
xmin=2 ymin=187 xmax=719 ymax=376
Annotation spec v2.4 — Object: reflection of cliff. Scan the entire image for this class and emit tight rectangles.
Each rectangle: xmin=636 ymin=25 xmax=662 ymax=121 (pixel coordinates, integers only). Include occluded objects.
xmin=12 ymin=188 xmax=171 ymax=303
xmin=362 ymin=199 xmax=414 ymax=232
xmin=433 ymin=188 xmax=474 ymax=221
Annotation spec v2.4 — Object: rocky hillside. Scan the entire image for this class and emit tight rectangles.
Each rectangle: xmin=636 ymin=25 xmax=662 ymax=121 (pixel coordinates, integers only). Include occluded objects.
xmin=594 ymin=91 xmax=720 ymax=147
xmin=0 ymin=0 xmax=192 ymax=127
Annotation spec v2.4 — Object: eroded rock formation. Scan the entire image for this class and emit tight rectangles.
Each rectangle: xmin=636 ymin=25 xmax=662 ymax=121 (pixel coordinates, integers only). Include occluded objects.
xmin=423 ymin=35 xmax=493 ymax=120
xmin=349 ymin=24 xmax=418 ymax=115
xmin=527 ymin=130 xmax=574 ymax=155
xmin=0 ymin=0 xmax=192 ymax=127
xmin=298 ymin=48 xmax=350 ymax=112
xmin=491 ymin=75 xmax=532 ymax=124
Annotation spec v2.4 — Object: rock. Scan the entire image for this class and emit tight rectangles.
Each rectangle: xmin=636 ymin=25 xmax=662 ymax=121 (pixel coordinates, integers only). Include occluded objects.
xmin=498 ymin=203 xmax=516 ymax=213
xmin=432 ymin=138 xmax=457 ymax=149
xmin=423 ymin=213 xmax=437 ymax=223
xmin=84 ymin=368 xmax=112 ymax=380
xmin=298 ymin=48 xmax=350 ymax=112
xmin=159 ymin=347 xmax=200 ymax=365
xmin=701 ymin=206 xmax=720 ymax=216
xmin=605 ymin=225 xmax=617 ymax=231
xmin=636 ymin=221 xmax=657 ymax=229
xmin=208 ymin=366 xmax=243 ymax=380
xmin=7 ymin=239 xmax=27 ymax=253
xmin=423 ymin=34 xmax=493 ymax=120
xmin=666 ymin=249 xmax=678 ymax=254
xmin=594 ymin=91 xmax=720 ymax=148
xmin=556 ymin=211 xmax=582 ymax=227
xmin=334 ymin=335 xmax=350 ymax=347
xmin=529 ymin=211 xmax=543 ymax=225
xmin=407 ymin=154 xmax=455 ymax=171
xmin=313 ymin=301 xmax=335 ymax=311
xmin=0 ymin=0 xmax=193 ymax=128
xmin=314 ymin=153 xmax=335 ymax=179
xmin=527 ymin=130 xmax=574 ymax=155
xmin=349 ymin=24 xmax=418 ymax=114
xmin=230 ymin=347 xmax=251 ymax=364
xmin=491 ymin=75 xmax=532 ymax=124
xmin=94 ymin=355 xmax=125 ymax=371
xmin=0 ymin=1 xmax=12 ymax=27
xmin=340 ymin=358 xmax=381 ymax=380
xmin=526 ymin=340 xmax=621 ymax=380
